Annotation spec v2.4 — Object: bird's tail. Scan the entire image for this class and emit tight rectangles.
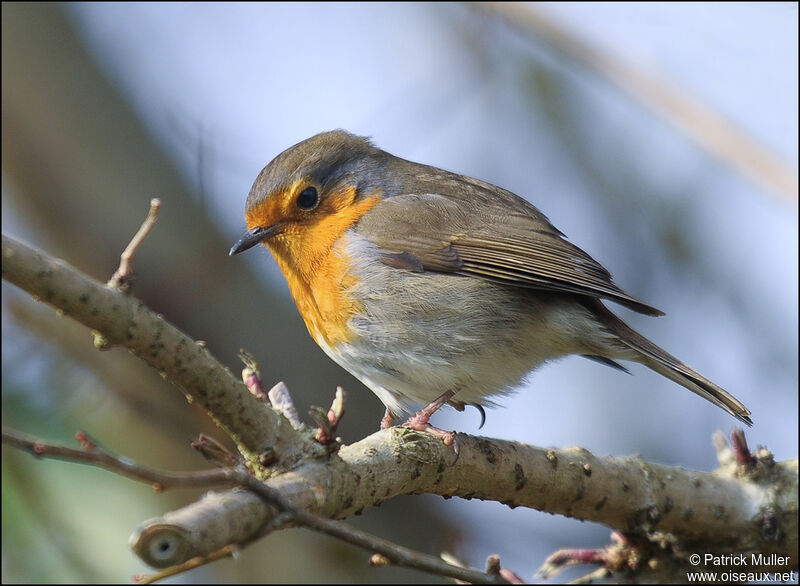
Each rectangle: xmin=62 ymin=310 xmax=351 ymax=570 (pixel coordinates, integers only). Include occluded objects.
xmin=592 ymin=302 xmax=753 ymax=426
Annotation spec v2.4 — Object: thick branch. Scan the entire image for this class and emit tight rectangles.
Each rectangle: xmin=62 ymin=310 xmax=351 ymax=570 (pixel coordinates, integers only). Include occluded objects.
xmin=132 ymin=428 xmax=798 ymax=570
xmin=1 ymin=234 xmax=316 ymax=467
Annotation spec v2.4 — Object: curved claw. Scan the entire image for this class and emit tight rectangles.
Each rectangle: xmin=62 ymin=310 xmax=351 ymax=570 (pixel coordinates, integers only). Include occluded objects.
xmin=470 ymin=403 xmax=486 ymax=429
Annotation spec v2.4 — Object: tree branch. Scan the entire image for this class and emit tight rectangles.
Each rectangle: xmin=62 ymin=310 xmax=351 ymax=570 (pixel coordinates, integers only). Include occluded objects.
xmin=108 ymin=197 xmax=162 ymax=291
xmin=1 ymin=427 xmax=508 ymax=584
xmin=128 ymin=427 xmax=797 ymax=572
xmin=1 ymin=427 xmax=237 ymax=491
xmin=1 ymin=233 xmax=320 ymax=469
xmin=3 ymin=232 xmax=797 ymax=582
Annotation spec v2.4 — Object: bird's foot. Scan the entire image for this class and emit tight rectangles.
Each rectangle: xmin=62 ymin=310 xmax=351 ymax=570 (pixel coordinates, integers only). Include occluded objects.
xmin=401 ymin=390 xmax=457 ymax=447
xmin=403 ymin=414 xmax=456 ymax=447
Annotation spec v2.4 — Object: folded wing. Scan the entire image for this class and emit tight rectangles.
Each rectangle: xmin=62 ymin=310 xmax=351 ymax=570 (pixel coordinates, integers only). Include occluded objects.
xmin=356 ymin=190 xmax=663 ymax=316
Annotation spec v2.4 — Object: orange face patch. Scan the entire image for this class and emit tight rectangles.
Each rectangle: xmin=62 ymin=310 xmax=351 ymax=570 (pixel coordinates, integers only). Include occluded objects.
xmin=246 ymin=183 xmax=381 ymax=347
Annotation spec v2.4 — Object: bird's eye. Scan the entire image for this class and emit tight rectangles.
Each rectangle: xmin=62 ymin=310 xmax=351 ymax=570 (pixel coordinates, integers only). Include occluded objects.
xmin=296 ymin=187 xmax=319 ymax=210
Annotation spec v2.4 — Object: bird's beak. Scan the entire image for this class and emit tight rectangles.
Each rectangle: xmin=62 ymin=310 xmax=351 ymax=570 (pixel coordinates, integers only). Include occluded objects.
xmin=229 ymin=224 xmax=283 ymax=256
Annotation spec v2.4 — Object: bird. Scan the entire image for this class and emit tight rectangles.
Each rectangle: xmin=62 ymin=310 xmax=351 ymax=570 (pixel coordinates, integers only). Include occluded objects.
xmin=230 ymin=130 xmax=752 ymax=442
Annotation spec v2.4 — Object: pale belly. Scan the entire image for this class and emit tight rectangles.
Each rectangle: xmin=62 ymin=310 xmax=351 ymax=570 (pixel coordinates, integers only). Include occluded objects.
xmin=323 ymin=232 xmax=609 ymax=416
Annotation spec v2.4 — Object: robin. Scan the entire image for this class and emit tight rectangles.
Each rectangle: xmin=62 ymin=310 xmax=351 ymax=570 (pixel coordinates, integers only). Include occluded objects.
xmin=230 ymin=130 xmax=752 ymax=443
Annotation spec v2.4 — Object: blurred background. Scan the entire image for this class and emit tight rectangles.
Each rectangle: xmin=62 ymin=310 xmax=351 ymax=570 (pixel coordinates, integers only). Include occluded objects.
xmin=2 ymin=2 xmax=797 ymax=583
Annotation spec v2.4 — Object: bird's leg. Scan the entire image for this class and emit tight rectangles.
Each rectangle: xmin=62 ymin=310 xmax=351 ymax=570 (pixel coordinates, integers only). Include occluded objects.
xmin=403 ymin=390 xmax=457 ymax=446
xmin=380 ymin=407 xmax=394 ymax=430
xmin=448 ymin=399 xmax=466 ymax=411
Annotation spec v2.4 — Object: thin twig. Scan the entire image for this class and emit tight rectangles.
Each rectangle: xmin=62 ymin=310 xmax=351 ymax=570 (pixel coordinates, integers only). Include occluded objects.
xmin=108 ymin=197 xmax=162 ymax=291
xmin=134 ymin=544 xmax=239 ymax=584
xmin=191 ymin=434 xmax=242 ymax=467
xmin=1 ymin=427 xmax=238 ymax=491
xmin=234 ymin=473 xmax=508 ymax=585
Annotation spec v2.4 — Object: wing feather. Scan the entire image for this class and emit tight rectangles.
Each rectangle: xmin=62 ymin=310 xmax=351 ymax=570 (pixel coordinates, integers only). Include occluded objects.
xmin=356 ymin=190 xmax=663 ymax=316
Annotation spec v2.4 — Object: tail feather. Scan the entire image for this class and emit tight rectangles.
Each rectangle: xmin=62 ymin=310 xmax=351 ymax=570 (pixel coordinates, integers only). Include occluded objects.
xmin=592 ymin=302 xmax=753 ymax=426
xmin=639 ymin=353 xmax=753 ymax=426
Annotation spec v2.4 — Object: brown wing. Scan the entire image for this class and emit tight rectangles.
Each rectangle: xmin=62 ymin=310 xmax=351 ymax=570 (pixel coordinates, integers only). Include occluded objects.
xmin=355 ymin=189 xmax=663 ymax=316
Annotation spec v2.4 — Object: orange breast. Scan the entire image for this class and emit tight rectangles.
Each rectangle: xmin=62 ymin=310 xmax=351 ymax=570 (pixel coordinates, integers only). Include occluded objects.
xmin=263 ymin=188 xmax=381 ymax=348
xmin=272 ymin=237 xmax=360 ymax=348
